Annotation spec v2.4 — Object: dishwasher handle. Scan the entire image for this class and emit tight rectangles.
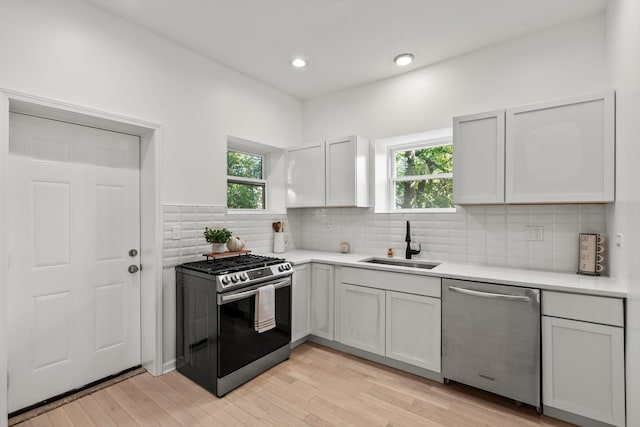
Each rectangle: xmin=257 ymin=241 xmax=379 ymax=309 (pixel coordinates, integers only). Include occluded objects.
xmin=448 ymin=286 xmax=532 ymax=302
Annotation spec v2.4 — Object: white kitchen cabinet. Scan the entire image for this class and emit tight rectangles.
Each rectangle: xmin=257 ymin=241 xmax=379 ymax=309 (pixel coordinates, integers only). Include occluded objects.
xmin=385 ymin=291 xmax=441 ymax=372
xmin=325 ymin=135 xmax=369 ymax=207
xmin=286 ymin=135 xmax=369 ymax=208
xmin=542 ymin=291 xmax=625 ymax=427
xmin=291 ymin=264 xmax=311 ymax=342
xmin=310 ymin=263 xmax=334 ymax=340
xmin=453 ymin=91 xmax=614 ymax=204
xmin=453 ymin=110 xmax=505 ymax=204
xmin=506 ymin=91 xmax=615 ymax=203
xmin=286 ymin=142 xmax=325 ymax=207
xmin=338 ymin=283 xmax=385 ymax=355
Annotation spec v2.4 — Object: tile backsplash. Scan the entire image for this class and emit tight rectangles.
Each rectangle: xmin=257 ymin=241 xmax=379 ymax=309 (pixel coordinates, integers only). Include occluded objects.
xmin=286 ymin=204 xmax=607 ymax=273
xmin=162 ymin=205 xmax=294 ymax=268
xmin=162 ymin=204 xmax=606 ymax=273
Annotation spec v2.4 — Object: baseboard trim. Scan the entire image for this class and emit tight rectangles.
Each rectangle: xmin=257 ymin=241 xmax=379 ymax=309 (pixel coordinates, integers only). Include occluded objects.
xmin=307 ymin=335 xmax=443 ymax=383
xmin=163 ymin=358 xmax=176 ymax=374
xmin=543 ymin=405 xmax=618 ymax=427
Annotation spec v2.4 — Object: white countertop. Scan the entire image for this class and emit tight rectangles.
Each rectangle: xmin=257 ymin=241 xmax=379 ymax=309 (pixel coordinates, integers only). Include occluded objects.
xmin=271 ymin=250 xmax=627 ymax=298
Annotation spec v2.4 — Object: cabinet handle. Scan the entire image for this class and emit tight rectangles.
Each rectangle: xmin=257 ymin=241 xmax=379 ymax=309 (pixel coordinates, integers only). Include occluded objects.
xmin=448 ymin=286 xmax=531 ymax=302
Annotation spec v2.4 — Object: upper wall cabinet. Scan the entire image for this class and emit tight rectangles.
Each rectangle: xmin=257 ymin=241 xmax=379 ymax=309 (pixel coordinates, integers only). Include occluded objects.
xmin=286 ymin=135 xmax=369 ymax=208
xmin=453 ymin=110 xmax=505 ymax=204
xmin=286 ymin=142 xmax=325 ymax=207
xmin=453 ymin=91 xmax=615 ymax=204
xmin=506 ymin=92 xmax=615 ymax=203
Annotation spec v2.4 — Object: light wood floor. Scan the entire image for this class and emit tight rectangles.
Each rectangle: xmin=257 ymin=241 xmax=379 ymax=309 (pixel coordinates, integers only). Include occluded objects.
xmin=13 ymin=342 xmax=574 ymax=426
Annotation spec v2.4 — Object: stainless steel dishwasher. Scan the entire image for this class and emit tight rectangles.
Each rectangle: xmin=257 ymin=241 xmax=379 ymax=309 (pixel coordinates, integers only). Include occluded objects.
xmin=442 ymin=278 xmax=541 ymax=412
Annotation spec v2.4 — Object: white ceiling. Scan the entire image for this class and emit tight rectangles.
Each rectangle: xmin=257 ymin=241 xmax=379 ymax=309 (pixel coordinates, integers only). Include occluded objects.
xmin=87 ymin=0 xmax=608 ymax=100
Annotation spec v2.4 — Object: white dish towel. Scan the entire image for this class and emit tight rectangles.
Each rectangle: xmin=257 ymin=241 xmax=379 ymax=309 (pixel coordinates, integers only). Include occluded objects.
xmin=254 ymin=284 xmax=276 ymax=333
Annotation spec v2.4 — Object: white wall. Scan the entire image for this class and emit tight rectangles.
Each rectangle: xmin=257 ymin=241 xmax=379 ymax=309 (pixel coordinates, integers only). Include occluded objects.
xmin=0 ymin=0 xmax=301 ymax=423
xmin=302 ymin=14 xmax=607 ymax=142
xmin=605 ymin=2 xmax=640 ymax=426
xmin=0 ymin=0 xmax=302 ymax=206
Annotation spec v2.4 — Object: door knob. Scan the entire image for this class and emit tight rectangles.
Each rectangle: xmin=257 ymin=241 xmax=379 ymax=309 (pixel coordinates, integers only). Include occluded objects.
xmin=129 ymin=249 xmax=138 ymax=257
xmin=128 ymin=265 xmax=139 ymax=274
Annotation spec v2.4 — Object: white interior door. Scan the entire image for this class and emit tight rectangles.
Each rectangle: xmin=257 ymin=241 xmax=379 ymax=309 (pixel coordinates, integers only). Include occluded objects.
xmin=7 ymin=113 xmax=141 ymax=413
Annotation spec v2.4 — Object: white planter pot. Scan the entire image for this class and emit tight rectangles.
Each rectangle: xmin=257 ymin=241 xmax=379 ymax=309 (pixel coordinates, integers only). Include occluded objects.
xmin=210 ymin=242 xmax=226 ymax=253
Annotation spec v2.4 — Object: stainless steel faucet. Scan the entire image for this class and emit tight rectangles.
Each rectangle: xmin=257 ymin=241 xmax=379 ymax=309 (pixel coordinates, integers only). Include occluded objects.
xmin=405 ymin=220 xmax=421 ymax=259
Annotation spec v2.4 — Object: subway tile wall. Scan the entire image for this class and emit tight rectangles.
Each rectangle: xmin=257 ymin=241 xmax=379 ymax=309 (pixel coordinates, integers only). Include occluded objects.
xmin=286 ymin=204 xmax=607 ymax=273
xmin=162 ymin=204 xmax=606 ymax=273
xmin=162 ymin=205 xmax=294 ymax=268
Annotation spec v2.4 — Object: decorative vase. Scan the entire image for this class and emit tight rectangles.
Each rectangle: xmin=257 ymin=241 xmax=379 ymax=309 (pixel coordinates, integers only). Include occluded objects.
xmin=210 ymin=242 xmax=226 ymax=254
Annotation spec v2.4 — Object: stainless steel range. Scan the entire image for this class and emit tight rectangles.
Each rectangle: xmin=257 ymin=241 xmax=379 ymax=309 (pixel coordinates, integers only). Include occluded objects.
xmin=175 ymin=254 xmax=292 ymax=397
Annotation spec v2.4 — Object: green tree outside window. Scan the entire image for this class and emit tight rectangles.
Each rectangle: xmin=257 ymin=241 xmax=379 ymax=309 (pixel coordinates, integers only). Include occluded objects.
xmin=227 ymin=150 xmax=266 ymax=209
xmin=392 ymin=144 xmax=453 ymax=209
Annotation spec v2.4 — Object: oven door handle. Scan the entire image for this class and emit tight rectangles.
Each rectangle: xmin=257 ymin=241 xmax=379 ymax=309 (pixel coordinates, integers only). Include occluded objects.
xmin=218 ymin=278 xmax=292 ymax=304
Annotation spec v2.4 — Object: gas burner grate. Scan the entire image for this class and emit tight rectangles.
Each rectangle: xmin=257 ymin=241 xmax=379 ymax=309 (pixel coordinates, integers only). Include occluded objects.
xmin=181 ymin=254 xmax=286 ymax=275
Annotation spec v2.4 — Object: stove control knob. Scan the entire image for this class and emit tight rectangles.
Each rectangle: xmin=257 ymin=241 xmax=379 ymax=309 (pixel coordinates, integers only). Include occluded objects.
xmin=286 ymin=264 xmax=291 ymax=270
xmin=221 ymin=276 xmax=230 ymax=285
xmin=278 ymin=265 xmax=284 ymax=272
xmin=240 ymin=273 xmax=248 ymax=281
xmin=231 ymin=274 xmax=239 ymax=283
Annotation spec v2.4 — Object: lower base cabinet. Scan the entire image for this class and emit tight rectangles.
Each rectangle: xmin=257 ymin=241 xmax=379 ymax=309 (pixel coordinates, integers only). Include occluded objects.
xmin=386 ymin=291 xmax=441 ymax=372
xmin=291 ymin=264 xmax=311 ymax=342
xmin=310 ymin=263 xmax=335 ymax=341
xmin=542 ymin=291 xmax=625 ymax=427
xmin=337 ymin=268 xmax=442 ymax=371
xmin=339 ymin=283 xmax=386 ymax=355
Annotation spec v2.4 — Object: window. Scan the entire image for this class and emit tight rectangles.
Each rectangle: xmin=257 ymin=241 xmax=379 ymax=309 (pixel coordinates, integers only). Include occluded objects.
xmin=374 ymin=128 xmax=454 ymax=212
xmin=227 ymin=149 xmax=267 ymax=210
xmin=390 ymin=142 xmax=453 ymax=210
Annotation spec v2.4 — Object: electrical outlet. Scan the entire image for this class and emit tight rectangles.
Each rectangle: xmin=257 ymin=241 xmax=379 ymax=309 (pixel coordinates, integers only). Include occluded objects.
xmin=172 ymin=226 xmax=181 ymax=240
xmin=616 ymin=233 xmax=623 ymax=247
xmin=525 ymin=225 xmax=544 ymax=241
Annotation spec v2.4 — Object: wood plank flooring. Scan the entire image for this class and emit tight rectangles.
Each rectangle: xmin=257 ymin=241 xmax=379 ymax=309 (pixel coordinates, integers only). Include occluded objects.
xmin=13 ymin=342 xmax=575 ymax=426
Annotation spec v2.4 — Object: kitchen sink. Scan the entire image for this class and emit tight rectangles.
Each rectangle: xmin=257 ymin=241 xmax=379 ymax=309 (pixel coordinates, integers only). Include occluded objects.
xmin=359 ymin=257 xmax=440 ymax=270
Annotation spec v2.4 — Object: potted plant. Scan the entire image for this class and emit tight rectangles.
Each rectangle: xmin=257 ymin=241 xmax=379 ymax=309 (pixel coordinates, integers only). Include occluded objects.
xmin=203 ymin=227 xmax=232 ymax=253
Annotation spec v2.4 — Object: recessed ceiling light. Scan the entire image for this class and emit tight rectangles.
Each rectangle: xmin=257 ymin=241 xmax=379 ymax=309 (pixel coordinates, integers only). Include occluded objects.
xmin=291 ymin=57 xmax=307 ymax=68
xmin=394 ymin=53 xmax=414 ymax=66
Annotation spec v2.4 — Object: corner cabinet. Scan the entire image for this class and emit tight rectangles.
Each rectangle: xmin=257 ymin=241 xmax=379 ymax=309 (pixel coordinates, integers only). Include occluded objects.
xmin=291 ymin=264 xmax=311 ymax=342
xmin=286 ymin=135 xmax=369 ymax=208
xmin=542 ymin=291 xmax=625 ymax=427
xmin=453 ymin=91 xmax=615 ymax=204
xmin=310 ymin=263 xmax=335 ymax=341
xmin=285 ymin=142 xmax=325 ymax=207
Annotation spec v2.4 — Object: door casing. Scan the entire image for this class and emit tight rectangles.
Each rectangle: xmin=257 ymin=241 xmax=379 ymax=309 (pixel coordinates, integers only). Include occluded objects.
xmin=0 ymin=88 xmax=164 ymax=427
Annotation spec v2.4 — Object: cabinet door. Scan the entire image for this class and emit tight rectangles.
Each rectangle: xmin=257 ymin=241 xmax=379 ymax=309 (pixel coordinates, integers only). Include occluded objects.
xmin=310 ymin=264 xmax=334 ymax=340
xmin=286 ymin=142 xmax=325 ymax=207
xmin=453 ymin=110 xmax=505 ymax=204
xmin=325 ymin=136 xmax=369 ymax=207
xmin=386 ymin=291 xmax=441 ymax=372
xmin=291 ymin=264 xmax=311 ymax=342
xmin=542 ymin=316 xmax=625 ymax=426
xmin=506 ymin=91 xmax=615 ymax=203
xmin=339 ymin=284 xmax=385 ymax=355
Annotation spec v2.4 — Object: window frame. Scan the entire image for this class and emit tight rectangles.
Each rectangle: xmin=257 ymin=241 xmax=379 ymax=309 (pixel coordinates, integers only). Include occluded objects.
xmin=226 ymin=148 xmax=268 ymax=211
xmin=374 ymin=128 xmax=455 ymax=213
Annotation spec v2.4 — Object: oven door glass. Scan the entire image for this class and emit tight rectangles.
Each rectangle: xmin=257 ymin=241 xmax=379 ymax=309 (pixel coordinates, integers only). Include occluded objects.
xmin=218 ymin=284 xmax=291 ymax=378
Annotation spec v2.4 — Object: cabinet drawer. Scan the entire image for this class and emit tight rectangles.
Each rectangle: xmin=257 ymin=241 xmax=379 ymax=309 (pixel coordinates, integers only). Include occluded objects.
xmin=542 ymin=291 xmax=623 ymax=327
xmin=342 ymin=267 xmax=440 ymax=298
